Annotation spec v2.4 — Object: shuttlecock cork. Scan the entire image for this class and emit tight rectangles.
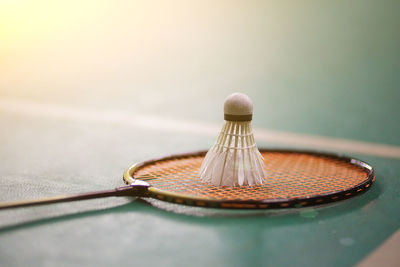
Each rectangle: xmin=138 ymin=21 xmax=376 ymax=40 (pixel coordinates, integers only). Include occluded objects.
xmin=199 ymin=93 xmax=266 ymax=187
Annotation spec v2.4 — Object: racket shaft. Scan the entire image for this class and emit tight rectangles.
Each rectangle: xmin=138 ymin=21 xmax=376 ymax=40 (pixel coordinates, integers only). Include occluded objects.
xmin=0 ymin=185 xmax=148 ymax=210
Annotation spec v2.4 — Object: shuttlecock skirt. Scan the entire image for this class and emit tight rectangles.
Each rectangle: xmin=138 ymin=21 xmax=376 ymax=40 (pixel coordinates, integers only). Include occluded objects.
xmin=199 ymin=121 xmax=266 ymax=187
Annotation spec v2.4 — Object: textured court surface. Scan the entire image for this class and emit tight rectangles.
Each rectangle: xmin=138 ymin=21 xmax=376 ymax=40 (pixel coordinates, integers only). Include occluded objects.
xmin=0 ymin=1 xmax=399 ymax=267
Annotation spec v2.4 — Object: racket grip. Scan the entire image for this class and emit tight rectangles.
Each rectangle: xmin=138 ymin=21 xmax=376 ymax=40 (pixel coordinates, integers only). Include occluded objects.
xmin=0 ymin=185 xmax=149 ymax=210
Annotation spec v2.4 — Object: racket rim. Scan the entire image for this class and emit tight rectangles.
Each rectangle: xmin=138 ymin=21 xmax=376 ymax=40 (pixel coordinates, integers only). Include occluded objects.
xmin=122 ymin=148 xmax=375 ymax=209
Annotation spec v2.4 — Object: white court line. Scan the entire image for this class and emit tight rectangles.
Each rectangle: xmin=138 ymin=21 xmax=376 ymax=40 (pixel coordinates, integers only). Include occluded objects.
xmin=1 ymin=98 xmax=400 ymax=159
xmin=357 ymin=229 xmax=400 ymax=267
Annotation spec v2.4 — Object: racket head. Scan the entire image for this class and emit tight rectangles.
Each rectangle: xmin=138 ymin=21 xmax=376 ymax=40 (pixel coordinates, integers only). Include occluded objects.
xmin=123 ymin=149 xmax=375 ymax=209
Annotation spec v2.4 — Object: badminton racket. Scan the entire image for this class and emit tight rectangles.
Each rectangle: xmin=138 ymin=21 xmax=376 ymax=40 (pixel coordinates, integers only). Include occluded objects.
xmin=0 ymin=149 xmax=374 ymax=210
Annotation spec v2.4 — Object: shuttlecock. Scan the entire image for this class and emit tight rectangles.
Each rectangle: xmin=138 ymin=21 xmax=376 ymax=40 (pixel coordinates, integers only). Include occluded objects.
xmin=199 ymin=93 xmax=266 ymax=187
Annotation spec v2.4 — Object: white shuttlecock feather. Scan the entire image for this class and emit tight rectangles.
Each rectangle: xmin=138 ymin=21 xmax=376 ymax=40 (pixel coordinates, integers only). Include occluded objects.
xmin=199 ymin=93 xmax=266 ymax=187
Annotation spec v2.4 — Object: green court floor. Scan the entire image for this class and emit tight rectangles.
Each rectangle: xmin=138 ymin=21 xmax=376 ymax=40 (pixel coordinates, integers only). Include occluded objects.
xmin=0 ymin=1 xmax=399 ymax=266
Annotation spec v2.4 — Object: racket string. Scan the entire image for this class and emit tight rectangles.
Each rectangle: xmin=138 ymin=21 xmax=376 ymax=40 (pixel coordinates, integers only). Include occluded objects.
xmin=133 ymin=152 xmax=368 ymax=201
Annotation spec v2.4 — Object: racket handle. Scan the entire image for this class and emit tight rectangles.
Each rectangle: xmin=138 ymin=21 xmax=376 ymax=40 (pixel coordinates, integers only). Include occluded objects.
xmin=0 ymin=185 xmax=149 ymax=210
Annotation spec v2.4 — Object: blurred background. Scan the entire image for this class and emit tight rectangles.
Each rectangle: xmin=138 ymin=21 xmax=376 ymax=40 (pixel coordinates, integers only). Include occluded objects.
xmin=1 ymin=0 xmax=399 ymax=146
xmin=1 ymin=2 xmax=400 ymax=266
